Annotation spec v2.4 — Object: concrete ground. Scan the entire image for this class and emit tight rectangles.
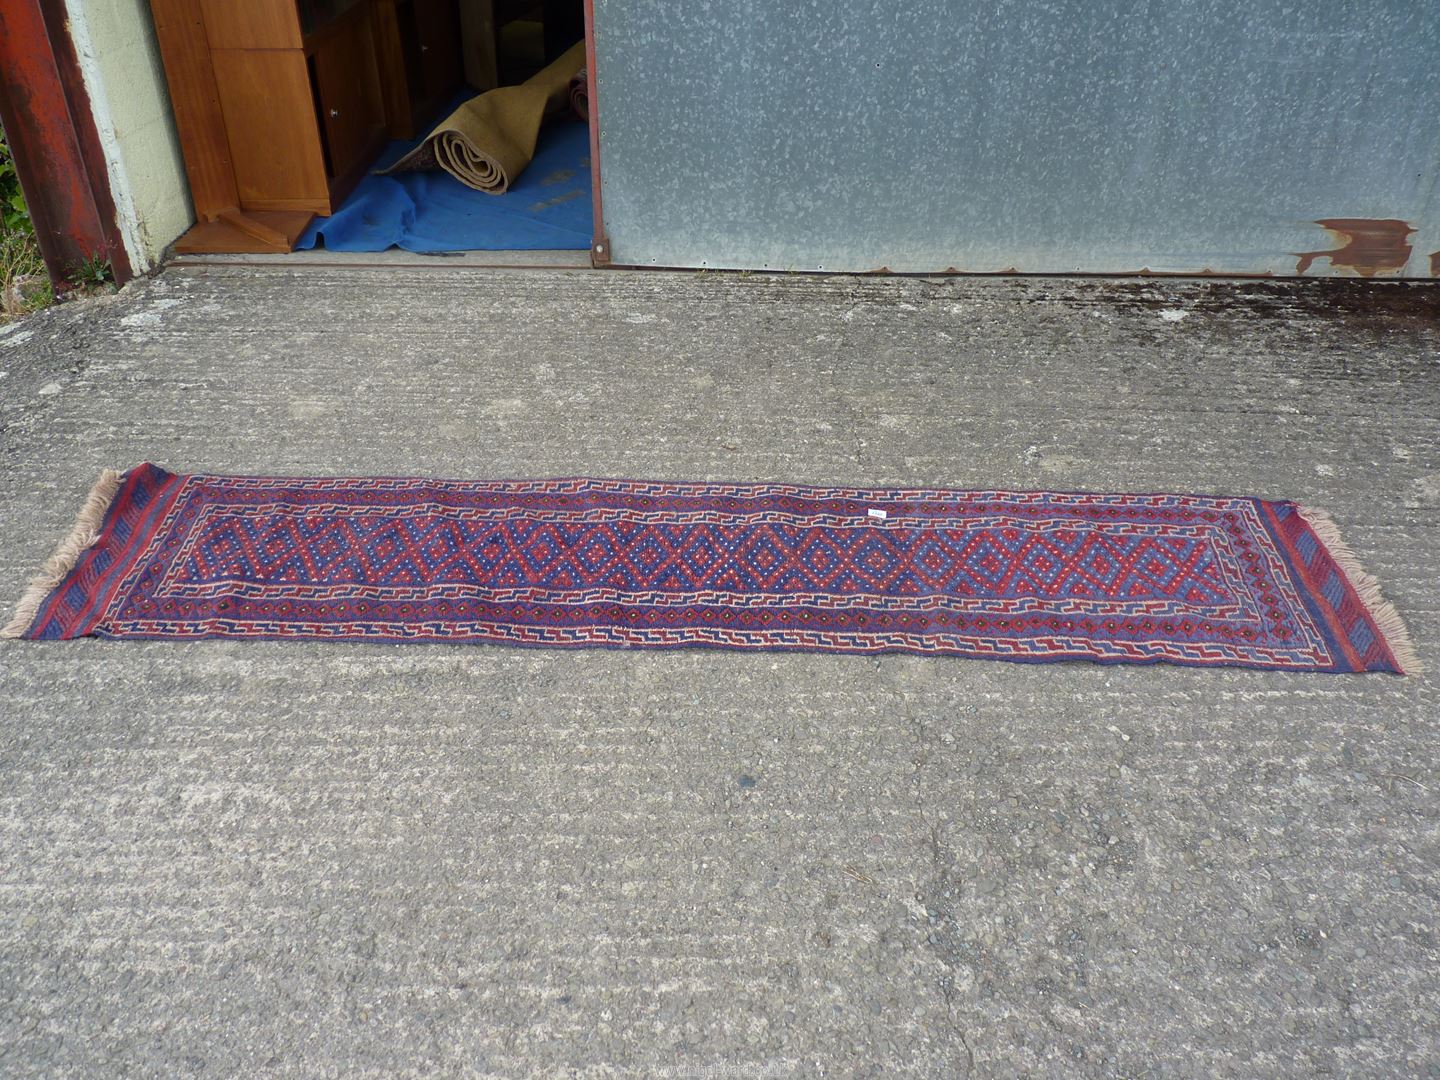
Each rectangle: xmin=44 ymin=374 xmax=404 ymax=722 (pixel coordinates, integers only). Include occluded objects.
xmin=0 ymin=266 xmax=1436 ymax=1078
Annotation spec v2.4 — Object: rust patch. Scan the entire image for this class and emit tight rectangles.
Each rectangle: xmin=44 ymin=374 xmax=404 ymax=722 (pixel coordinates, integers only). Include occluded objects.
xmin=1295 ymin=218 xmax=1414 ymax=277
xmin=1430 ymin=250 xmax=1440 ymax=278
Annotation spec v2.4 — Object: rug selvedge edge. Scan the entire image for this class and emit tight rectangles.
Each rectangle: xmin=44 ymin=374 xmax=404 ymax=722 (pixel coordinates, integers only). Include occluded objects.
xmin=1 ymin=467 xmax=128 ymax=639
xmin=1295 ymin=504 xmax=1422 ymax=676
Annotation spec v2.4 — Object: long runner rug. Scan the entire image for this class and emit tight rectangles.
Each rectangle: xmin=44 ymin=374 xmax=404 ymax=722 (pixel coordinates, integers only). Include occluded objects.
xmin=2 ymin=464 xmax=1418 ymax=674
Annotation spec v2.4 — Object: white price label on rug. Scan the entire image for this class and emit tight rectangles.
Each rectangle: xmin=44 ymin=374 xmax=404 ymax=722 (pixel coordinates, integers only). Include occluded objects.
xmin=868 ymin=508 xmax=888 ymax=520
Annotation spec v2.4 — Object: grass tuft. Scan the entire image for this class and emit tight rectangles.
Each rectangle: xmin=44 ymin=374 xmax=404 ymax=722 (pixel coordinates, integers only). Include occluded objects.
xmin=1 ymin=229 xmax=52 ymax=321
xmin=2 ymin=125 xmax=55 ymax=322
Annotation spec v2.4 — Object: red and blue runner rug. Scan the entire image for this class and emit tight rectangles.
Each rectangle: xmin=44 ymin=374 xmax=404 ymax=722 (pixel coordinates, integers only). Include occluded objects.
xmin=2 ymin=464 xmax=1418 ymax=673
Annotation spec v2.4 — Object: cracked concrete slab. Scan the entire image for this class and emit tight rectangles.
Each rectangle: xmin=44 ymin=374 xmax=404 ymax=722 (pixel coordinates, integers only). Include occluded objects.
xmin=0 ymin=268 xmax=1437 ymax=1077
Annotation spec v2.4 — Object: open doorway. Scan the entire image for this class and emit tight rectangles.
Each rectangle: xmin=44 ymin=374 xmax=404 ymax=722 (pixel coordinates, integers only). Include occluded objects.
xmin=155 ymin=0 xmax=593 ymax=259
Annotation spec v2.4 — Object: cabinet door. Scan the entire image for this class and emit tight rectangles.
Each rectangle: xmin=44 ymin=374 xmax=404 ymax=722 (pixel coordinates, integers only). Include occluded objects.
xmin=413 ymin=0 xmax=463 ymax=105
xmin=211 ymin=49 xmax=330 ymax=210
xmin=311 ymin=8 xmax=386 ymax=183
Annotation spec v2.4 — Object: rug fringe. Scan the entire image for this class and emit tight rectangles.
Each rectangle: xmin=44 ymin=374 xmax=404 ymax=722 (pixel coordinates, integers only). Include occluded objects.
xmin=1 ymin=468 xmax=126 ymax=640
xmin=1296 ymin=504 xmax=1422 ymax=676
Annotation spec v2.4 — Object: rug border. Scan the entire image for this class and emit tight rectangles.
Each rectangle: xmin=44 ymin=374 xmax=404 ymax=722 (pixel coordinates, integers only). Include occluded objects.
xmin=109 ymin=462 xmax=1431 ymax=510
xmin=1 ymin=468 xmax=126 ymax=639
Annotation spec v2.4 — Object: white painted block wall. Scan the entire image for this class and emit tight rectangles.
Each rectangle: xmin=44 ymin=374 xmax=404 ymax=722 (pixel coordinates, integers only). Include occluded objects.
xmin=65 ymin=0 xmax=192 ymax=273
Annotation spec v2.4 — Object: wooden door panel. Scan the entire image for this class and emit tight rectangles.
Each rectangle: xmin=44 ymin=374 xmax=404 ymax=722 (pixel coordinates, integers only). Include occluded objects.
xmin=210 ymin=49 xmax=329 ymax=210
xmin=149 ymin=0 xmax=240 ymax=217
xmin=199 ymin=0 xmax=302 ymax=49
xmin=312 ymin=9 xmax=386 ymax=181
xmin=413 ymin=0 xmax=463 ymax=104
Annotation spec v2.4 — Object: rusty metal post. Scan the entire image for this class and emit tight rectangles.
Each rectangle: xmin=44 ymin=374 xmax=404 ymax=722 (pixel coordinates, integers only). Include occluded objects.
xmin=0 ymin=0 xmax=133 ymax=288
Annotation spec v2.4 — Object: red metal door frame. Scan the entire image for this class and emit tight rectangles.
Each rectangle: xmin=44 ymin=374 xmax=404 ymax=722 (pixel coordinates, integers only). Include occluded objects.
xmin=582 ymin=0 xmax=609 ymax=266
xmin=0 ymin=0 xmax=133 ymax=287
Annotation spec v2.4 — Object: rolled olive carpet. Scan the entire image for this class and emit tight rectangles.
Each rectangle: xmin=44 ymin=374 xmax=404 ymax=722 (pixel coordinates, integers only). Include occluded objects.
xmin=381 ymin=42 xmax=585 ymax=195
xmin=569 ymin=67 xmax=588 ymax=121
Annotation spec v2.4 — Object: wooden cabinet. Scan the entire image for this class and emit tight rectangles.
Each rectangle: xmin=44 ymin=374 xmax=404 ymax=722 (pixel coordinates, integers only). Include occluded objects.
xmin=151 ymin=0 xmax=402 ymax=252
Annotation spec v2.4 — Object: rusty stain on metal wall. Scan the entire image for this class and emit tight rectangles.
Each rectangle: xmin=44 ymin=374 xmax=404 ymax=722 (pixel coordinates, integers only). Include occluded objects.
xmin=1294 ymin=219 xmax=1415 ymax=277
xmin=1431 ymin=250 xmax=1440 ymax=278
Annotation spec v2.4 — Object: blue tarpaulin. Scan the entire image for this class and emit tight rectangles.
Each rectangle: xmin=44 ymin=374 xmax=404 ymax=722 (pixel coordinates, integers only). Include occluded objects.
xmin=297 ymin=118 xmax=592 ymax=252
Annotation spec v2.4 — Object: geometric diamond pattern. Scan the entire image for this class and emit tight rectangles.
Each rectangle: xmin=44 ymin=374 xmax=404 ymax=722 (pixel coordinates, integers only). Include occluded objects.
xmin=183 ymin=513 xmax=1235 ymax=605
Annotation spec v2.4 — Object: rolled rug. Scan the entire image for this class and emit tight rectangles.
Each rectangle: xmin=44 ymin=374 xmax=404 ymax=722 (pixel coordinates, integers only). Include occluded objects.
xmin=380 ymin=41 xmax=585 ymax=194
xmin=569 ymin=67 xmax=588 ymax=121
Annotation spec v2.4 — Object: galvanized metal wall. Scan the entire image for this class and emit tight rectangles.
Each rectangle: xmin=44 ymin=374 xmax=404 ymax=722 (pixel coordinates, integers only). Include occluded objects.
xmin=590 ymin=1 xmax=1440 ymax=276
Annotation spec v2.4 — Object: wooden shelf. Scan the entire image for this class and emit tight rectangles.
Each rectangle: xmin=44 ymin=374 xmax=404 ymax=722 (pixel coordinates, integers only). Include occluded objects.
xmin=173 ymin=209 xmax=315 ymax=254
xmin=298 ymin=0 xmax=369 ymax=38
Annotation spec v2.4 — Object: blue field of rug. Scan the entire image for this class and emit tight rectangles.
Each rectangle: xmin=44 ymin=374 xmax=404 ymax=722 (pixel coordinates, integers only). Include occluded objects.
xmin=296 ymin=117 xmax=592 ymax=252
